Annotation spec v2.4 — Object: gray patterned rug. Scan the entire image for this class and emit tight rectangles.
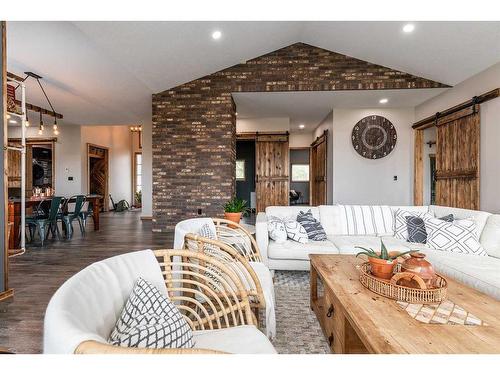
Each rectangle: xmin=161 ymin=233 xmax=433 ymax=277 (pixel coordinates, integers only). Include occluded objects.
xmin=271 ymin=271 xmax=329 ymax=354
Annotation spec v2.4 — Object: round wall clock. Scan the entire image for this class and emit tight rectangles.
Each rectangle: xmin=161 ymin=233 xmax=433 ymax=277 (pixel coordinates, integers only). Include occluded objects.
xmin=351 ymin=115 xmax=397 ymax=159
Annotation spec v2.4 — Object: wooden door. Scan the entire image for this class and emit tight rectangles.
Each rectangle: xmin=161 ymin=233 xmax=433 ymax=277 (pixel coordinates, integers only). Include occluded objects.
xmin=435 ymin=105 xmax=480 ymax=210
xmin=255 ymin=133 xmax=289 ymax=212
xmin=310 ymin=130 xmax=328 ymax=206
xmin=87 ymin=144 xmax=109 ymax=211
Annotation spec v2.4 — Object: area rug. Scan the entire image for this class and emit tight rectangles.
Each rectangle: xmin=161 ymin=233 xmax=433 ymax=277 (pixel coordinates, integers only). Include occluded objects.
xmin=270 ymin=271 xmax=329 ymax=354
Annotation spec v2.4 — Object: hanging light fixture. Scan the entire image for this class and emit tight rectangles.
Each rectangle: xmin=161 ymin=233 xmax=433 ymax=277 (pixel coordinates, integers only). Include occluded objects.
xmin=25 ymin=112 xmax=30 ymax=127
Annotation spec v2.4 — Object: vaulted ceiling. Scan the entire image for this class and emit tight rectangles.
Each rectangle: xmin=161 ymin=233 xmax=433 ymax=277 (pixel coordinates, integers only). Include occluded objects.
xmin=7 ymin=21 xmax=500 ymax=126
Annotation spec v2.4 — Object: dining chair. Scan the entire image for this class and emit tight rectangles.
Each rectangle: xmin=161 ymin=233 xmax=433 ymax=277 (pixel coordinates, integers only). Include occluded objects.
xmin=25 ymin=196 xmax=64 ymax=246
xmin=61 ymin=195 xmax=86 ymax=239
xmin=79 ymin=195 xmax=94 ymax=233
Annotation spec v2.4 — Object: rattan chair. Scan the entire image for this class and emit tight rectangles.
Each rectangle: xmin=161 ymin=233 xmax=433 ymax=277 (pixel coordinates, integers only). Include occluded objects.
xmin=71 ymin=250 xmax=261 ymax=354
xmin=211 ymin=218 xmax=262 ymax=262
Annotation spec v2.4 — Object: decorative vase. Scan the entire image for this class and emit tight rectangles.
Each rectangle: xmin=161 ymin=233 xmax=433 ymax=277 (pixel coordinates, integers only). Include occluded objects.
xmin=368 ymin=257 xmax=397 ymax=280
xmin=401 ymin=252 xmax=437 ymax=288
xmin=224 ymin=212 xmax=242 ymax=228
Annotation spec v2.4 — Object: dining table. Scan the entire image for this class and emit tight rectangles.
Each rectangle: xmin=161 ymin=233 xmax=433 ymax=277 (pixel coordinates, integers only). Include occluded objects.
xmin=8 ymin=194 xmax=103 ymax=250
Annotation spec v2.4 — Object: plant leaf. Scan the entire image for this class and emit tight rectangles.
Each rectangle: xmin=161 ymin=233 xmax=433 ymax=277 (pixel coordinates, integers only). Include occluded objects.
xmin=380 ymin=240 xmax=389 ymax=260
xmin=388 ymin=249 xmax=418 ymax=261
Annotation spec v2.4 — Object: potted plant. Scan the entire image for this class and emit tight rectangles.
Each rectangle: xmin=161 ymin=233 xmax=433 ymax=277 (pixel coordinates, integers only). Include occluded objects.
xmin=135 ymin=190 xmax=142 ymax=208
xmin=223 ymin=196 xmax=249 ymax=226
xmin=356 ymin=241 xmax=417 ymax=280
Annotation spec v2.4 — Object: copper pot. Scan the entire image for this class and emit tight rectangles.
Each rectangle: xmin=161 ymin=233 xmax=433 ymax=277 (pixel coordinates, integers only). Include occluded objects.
xmin=401 ymin=252 xmax=436 ymax=288
xmin=223 ymin=212 xmax=242 ymax=229
xmin=368 ymin=257 xmax=397 ymax=280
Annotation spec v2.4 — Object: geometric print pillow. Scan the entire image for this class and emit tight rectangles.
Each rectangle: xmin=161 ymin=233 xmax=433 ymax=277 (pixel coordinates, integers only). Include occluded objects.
xmin=267 ymin=216 xmax=288 ymax=243
xmin=394 ymin=209 xmax=428 ymax=240
xmin=108 ymin=278 xmax=194 ymax=349
xmin=423 ymin=216 xmax=487 ymax=256
xmin=296 ymin=210 xmax=327 ymax=241
xmin=283 ymin=219 xmax=308 ymax=244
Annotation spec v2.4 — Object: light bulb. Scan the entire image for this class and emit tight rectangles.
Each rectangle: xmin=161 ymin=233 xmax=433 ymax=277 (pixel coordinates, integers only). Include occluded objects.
xmin=25 ymin=120 xmax=30 ymax=127
xmin=54 ymin=129 xmax=60 ymax=135
xmin=53 ymin=124 xmax=58 ymax=130
xmin=38 ymin=128 xmax=43 ymax=135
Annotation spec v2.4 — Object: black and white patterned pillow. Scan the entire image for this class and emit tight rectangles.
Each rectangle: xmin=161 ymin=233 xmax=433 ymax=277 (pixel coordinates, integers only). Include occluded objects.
xmin=267 ymin=216 xmax=287 ymax=243
xmin=283 ymin=219 xmax=308 ymax=244
xmin=109 ymin=278 xmax=194 ymax=349
xmin=423 ymin=216 xmax=487 ymax=256
xmin=439 ymin=214 xmax=454 ymax=222
xmin=405 ymin=216 xmax=427 ymax=244
xmin=394 ymin=209 xmax=428 ymax=240
xmin=198 ymin=223 xmax=226 ymax=288
xmin=296 ymin=210 xmax=327 ymax=241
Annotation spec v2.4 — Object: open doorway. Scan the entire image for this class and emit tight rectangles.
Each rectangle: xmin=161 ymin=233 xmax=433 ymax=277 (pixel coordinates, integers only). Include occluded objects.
xmin=290 ymin=148 xmax=310 ymax=205
xmin=87 ymin=143 xmax=109 ymax=211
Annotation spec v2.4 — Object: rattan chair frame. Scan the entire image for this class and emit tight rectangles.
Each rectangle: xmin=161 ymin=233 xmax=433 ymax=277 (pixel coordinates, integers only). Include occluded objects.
xmin=211 ymin=218 xmax=262 ymax=262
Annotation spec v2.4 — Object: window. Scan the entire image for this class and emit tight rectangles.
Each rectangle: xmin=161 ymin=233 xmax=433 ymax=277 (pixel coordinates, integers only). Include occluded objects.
xmin=291 ymin=164 xmax=310 ymax=182
xmin=134 ymin=153 xmax=142 ymax=194
xmin=236 ymin=160 xmax=245 ymax=180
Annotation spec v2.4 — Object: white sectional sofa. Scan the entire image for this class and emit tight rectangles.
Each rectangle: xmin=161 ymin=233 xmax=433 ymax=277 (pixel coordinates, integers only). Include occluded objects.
xmin=256 ymin=205 xmax=500 ymax=300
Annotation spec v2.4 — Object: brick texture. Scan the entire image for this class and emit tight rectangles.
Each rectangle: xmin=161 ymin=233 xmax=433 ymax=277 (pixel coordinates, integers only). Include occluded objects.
xmin=152 ymin=42 xmax=447 ymax=230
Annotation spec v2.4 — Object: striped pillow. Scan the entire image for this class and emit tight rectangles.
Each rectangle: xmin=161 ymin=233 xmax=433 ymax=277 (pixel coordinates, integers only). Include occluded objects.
xmin=338 ymin=205 xmax=394 ymax=236
xmin=296 ymin=210 xmax=327 ymax=241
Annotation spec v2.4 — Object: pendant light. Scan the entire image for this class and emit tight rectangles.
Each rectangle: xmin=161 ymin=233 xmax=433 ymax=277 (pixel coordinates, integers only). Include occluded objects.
xmin=25 ymin=113 xmax=30 ymax=127
xmin=53 ymin=114 xmax=59 ymax=135
xmin=38 ymin=112 xmax=44 ymax=135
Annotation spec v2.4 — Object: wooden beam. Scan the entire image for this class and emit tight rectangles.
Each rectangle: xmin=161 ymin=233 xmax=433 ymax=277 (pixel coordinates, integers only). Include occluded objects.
xmin=413 ymin=129 xmax=424 ymax=205
xmin=412 ymin=88 xmax=499 ymax=130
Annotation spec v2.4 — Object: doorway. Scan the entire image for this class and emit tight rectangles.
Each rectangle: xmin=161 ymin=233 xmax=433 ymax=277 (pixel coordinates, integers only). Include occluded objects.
xmin=290 ymin=148 xmax=310 ymax=205
xmin=87 ymin=143 xmax=109 ymax=211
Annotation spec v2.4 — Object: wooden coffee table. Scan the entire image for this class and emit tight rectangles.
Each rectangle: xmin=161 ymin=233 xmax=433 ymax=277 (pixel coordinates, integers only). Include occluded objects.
xmin=310 ymin=254 xmax=500 ymax=354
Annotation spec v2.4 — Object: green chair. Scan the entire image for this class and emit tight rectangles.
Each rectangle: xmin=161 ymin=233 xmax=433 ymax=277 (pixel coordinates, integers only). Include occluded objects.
xmin=79 ymin=196 xmax=94 ymax=233
xmin=62 ymin=195 xmax=86 ymax=239
xmin=25 ymin=196 xmax=63 ymax=246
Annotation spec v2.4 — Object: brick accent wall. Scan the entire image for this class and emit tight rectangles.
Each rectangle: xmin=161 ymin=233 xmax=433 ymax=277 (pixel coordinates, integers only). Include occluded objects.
xmin=152 ymin=42 xmax=448 ymax=230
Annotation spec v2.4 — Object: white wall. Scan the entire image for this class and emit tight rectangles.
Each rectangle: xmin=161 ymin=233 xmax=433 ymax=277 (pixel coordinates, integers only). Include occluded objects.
xmin=289 ymin=132 xmax=313 ymax=148
xmin=331 ymin=108 xmax=415 ymax=205
xmin=81 ymin=125 xmax=132 ymax=203
xmin=416 ymin=62 xmax=500 ymax=213
xmin=313 ymin=111 xmax=334 ymax=204
xmin=236 ymin=117 xmax=289 ymax=133
xmin=7 ymin=123 xmax=83 ymax=197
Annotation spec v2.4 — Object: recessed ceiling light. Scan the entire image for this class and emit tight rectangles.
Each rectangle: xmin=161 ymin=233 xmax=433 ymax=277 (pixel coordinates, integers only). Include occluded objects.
xmin=379 ymin=98 xmax=388 ymax=104
xmin=212 ymin=30 xmax=222 ymax=40
xmin=403 ymin=24 xmax=415 ymax=33
xmin=299 ymin=124 xmax=305 ymax=129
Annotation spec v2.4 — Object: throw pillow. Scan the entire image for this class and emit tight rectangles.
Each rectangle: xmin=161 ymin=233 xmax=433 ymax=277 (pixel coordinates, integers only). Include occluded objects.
xmin=339 ymin=205 xmax=394 ymax=236
xmin=405 ymin=216 xmax=427 ymax=244
xmin=394 ymin=209 xmax=428 ymax=240
xmin=283 ymin=219 xmax=308 ymax=244
xmin=423 ymin=216 xmax=487 ymax=256
xmin=109 ymin=278 xmax=194 ymax=349
xmin=439 ymin=214 xmax=454 ymax=222
xmin=267 ymin=216 xmax=287 ymax=243
xmin=297 ymin=210 xmax=327 ymax=241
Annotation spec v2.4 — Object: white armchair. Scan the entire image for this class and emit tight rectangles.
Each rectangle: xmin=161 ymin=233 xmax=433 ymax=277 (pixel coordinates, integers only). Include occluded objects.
xmin=43 ymin=249 xmax=276 ymax=354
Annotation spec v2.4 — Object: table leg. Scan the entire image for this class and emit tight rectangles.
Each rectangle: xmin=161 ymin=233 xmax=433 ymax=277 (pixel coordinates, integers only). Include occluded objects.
xmin=310 ymin=263 xmax=318 ymax=310
xmin=92 ymin=199 xmax=100 ymax=231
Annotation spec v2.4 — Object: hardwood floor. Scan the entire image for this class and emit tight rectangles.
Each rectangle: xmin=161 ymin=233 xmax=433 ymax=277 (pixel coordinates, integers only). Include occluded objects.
xmin=0 ymin=211 xmax=173 ymax=354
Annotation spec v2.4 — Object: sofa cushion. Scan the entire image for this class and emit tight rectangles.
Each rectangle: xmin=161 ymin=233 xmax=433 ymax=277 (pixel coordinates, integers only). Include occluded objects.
xmin=429 ymin=205 xmax=491 ymax=237
xmin=193 ymin=325 xmax=276 ymax=354
xmin=480 ymin=214 xmax=500 ymax=259
xmin=109 ymin=278 xmax=194 ymax=349
xmin=338 ymin=205 xmax=394 ymax=236
xmin=318 ymin=205 xmax=344 ymax=236
xmin=380 ymin=236 xmax=430 ymax=252
xmin=331 ymin=235 xmax=414 ymax=254
xmin=249 ymin=262 xmax=276 ymax=340
xmin=267 ymin=239 xmax=338 ymax=260
xmin=422 ymin=249 xmax=500 ymax=300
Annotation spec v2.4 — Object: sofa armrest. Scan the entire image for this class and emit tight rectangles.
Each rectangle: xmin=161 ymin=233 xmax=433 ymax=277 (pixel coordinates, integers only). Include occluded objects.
xmin=255 ymin=212 xmax=269 ymax=265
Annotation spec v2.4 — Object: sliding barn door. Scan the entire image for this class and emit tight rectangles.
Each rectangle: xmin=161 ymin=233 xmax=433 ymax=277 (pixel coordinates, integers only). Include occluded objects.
xmin=255 ymin=133 xmax=289 ymax=212
xmin=310 ymin=130 xmax=328 ymax=206
xmin=435 ymin=105 xmax=480 ymax=210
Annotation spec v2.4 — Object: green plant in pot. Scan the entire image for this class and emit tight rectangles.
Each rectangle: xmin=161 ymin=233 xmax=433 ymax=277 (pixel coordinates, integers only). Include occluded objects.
xmin=356 ymin=240 xmax=417 ymax=280
xmin=223 ymin=197 xmax=250 ymax=226
xmin=135 ymin=190 xmax=142 ymax=208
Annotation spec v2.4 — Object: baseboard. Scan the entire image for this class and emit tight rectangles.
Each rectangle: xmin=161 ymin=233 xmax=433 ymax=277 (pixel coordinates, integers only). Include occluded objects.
xmin=0 ymin=288 xmax=14 ymax=302
xmin=140 ymin=216 xmax=152 ymax=221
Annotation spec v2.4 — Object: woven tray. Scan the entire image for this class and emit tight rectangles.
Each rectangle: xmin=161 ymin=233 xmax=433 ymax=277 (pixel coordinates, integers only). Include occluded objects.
xmin=358 ymin=262 xmax=448 ymax=304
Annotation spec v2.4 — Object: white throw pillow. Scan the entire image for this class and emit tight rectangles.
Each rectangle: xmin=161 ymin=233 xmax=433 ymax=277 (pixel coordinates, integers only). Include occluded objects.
xmin=394 ymin=209 xmax=428 ymax=240
xmin=338 ymin=205 xmax=394 ymax=236
xmin=283 ymin=219 xmax=308 ymax=244
xmin=109 ymin=278 xmax=194 ymax=349
xmin=267 ymin=216 xmax=287 ymax=243
xmin=423 ymin=216 xmax=487 ymax=256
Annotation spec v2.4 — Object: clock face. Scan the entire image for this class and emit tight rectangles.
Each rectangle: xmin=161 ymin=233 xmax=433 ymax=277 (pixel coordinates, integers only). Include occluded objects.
xmin=352 ymin=115 xmax=397 ymax=159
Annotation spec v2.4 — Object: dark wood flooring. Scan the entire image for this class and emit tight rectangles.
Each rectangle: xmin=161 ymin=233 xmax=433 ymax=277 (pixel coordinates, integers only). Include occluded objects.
xmin=0 ymin=211 xmax=173 ymax=354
